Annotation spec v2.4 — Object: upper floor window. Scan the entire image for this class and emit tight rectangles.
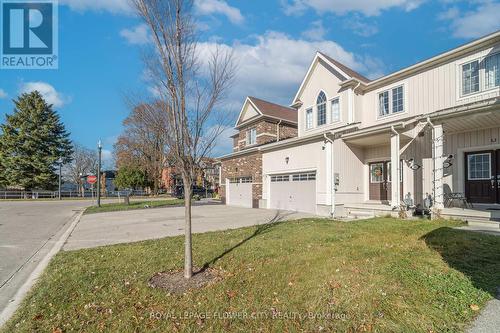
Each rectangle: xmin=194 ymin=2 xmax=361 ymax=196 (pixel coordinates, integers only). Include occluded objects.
xmin=331 ymin=98 xmax=340 ymax=122
xmin=317 ymin=91 xmax=327 ymax=126
xmin=378 ymin=91 xmax=389 ymax=116
xmin=378 ymin=86 xmax=404 ymax=117
xmin=246 ymin=128 xmax=256 ymax=145
xmin=485 ymin=53 xmax=500 ymax=90
xmin=305 ymin=108 xmax=313 ymax=129
xmin=462 ymin=60 xmax=480 ymax=95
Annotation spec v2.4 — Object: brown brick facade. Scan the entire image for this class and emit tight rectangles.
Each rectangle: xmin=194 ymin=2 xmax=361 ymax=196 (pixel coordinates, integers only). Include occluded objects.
xmin=220 ymin=151 xmax=262 ymax=208
xmin=233 ymin=120 xmax=297 ymax=152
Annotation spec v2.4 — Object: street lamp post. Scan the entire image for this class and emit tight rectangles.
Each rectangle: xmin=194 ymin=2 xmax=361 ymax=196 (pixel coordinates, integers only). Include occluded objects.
xmin=97 ymin=140 xmax=102 ymax=207
xmin=58 ymin=158 xmax=63 ymax=200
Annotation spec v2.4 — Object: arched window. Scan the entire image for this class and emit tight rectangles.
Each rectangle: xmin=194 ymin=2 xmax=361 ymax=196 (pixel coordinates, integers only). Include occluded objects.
xmin=317 ymin=91 xmax=327 ymax=126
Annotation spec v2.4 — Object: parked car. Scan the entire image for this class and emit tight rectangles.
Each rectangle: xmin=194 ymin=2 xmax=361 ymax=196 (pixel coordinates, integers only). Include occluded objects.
xmin=173 ymin=185 xmax=213 ymax=199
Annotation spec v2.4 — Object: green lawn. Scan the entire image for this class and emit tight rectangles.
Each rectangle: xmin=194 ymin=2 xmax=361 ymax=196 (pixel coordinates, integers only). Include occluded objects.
xmin=84 ymin=199 xmax=184 ymax=214
xmin=3 ymin=218 xmax=499 ymax=332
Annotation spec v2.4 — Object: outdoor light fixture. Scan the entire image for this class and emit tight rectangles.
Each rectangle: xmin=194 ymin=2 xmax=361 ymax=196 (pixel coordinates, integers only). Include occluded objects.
xmin=285 ymin=157 xmax=290 ymax=164
xmin=406 ymin=158 xmax=421 ymax=171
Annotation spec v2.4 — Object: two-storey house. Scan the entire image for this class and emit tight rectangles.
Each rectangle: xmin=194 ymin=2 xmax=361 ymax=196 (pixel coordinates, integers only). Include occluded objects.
xmin=219 ymin=96 xmax=298 ymax=208
xmin=219 ymin=31 xmax=500 ymax=219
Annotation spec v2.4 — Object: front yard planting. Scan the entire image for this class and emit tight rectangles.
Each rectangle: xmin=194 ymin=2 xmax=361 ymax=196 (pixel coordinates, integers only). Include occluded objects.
xmin=84 ymin=199 xmax=184 ymax=214
xmin=3 ymin=218 xmax=499 ymax=332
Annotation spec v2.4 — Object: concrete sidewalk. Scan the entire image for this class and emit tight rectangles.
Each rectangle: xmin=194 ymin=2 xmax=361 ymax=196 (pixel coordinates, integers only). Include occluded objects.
xmin=64 ymin=204 xmax=313 ymax=251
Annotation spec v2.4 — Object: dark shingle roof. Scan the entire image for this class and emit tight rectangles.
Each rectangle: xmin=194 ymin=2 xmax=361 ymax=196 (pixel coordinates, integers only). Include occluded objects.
xmin=318 ymin=51 xmax=371 ymax=83
xmin=247 ymin=96 xmax=297 ymax=123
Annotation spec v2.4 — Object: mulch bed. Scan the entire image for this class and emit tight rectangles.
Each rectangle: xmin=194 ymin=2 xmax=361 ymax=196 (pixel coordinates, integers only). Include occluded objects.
xmin=148 ymin=268 xmax=220 ymax=295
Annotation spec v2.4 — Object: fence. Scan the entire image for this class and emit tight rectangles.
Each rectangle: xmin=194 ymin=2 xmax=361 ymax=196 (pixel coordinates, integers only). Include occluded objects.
xmin=0 ymin=189 xmax=162 ymax=200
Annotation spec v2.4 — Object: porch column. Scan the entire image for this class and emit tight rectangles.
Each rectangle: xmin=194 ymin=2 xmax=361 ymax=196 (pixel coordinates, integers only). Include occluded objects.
xmin=390 ymin=127 xmax=400 ymax=208
xmin=325 ymin=139 xmax=333 ymax=213
xmin=432 ymin=124 xmax=444 ymax=210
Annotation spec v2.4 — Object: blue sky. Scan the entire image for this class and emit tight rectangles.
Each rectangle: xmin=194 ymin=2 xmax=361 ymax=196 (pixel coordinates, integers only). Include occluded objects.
xmin=0 ymin=0 xmax=499 ymax=162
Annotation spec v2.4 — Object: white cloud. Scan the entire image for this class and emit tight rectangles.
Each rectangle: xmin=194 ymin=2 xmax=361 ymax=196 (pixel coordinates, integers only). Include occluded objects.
xmin=20 ymin=82 xmax=69 ymax=108
xmin=194 ymin=0 xmax=244 ymax=24
xmin=282 ymin=0 xmax=424 ymax=16
xmin=59 ymin=0 xmax=132 ymax=14
xmin=0 ymin=89 xmax=7 ymax=99
xmin=302 ymin=20 xmax=327 ymax=41
xmin=440 ymin=3 xmax=500 ymax=39
xmin=343 ymin=16 xmax=379 ymax=37
xmin=120 ymin=24 xmax=151 ymax=45
xmin=196 ymin=31 xmax=385 ymax=107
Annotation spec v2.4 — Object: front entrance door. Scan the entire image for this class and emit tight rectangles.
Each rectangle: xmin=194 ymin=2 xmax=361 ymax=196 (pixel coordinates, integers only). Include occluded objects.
xmin=369 ymin=161 xmax=403 ymax=201
xmin=465 ymin=150 xmax=500 ymax=204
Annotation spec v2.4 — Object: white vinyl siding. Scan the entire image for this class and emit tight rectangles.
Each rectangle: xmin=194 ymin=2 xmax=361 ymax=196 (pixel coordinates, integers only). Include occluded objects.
xmin=331 ymin=98 xmax=340 ymax=123
xmin=462 ymin=60 xmax=480 ymax=95
xmin=246 ymin=128 xmax=256 ymax=145
xmin=305 ymin=108 xmax=313 ymax=130
xmin=485 ymin=53 xmax=500 ymax=90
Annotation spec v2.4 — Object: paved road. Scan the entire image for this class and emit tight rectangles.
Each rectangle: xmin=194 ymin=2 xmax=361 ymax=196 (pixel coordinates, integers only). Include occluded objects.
xmin=0 ymin=198 xmax=150 ymax=314
xmin=0 ymin=200 xmax=92 ymax=313
xmin=65 ymin=204 xmax=313 ymax=250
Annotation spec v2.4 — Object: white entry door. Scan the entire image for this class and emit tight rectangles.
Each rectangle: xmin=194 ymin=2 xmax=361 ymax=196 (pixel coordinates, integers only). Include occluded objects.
xmin=227 ymin=178 xmax=253 ymax=208
xmin=269 ymin=172 xmax=316 ymax=214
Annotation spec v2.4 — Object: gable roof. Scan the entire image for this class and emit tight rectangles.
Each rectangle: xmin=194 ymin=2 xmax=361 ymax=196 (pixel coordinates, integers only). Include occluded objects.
xmin=292 ymin=51 xmax=370 ymax=105
xmin=236 ymin=96 xmax=297 ymax=127
xmin=318 ymin=52 xmax=371 ymax=83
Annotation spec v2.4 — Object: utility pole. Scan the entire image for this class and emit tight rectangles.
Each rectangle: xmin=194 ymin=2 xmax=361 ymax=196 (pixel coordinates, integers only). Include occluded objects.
xmin=97 ymin=140 xmax=102 ymax=207
xmin=58 ymin=158 xmax=62 ymax=200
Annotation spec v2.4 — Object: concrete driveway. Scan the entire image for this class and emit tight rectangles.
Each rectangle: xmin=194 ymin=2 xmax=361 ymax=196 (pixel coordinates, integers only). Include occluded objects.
xmin=64 ymin=204 xmax=313 ymax=251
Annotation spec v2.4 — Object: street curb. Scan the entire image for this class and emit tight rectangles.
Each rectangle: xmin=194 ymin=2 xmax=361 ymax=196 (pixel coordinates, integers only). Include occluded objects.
xmin=0 ymin=209 xmax=85 ymax=327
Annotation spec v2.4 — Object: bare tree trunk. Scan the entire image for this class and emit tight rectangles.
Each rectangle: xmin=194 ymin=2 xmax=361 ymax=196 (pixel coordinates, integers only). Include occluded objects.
xmin=182 ymin=173 xmax=193 ymax=278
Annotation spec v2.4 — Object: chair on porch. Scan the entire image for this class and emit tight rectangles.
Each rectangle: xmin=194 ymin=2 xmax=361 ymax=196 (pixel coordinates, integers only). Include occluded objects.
xmin=443 ymin=192 xmax=473 ymax=209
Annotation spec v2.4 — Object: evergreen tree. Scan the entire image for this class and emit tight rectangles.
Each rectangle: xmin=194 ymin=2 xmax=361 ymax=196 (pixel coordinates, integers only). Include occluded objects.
xmin=0 ymin=91 xmax=73 ymax=190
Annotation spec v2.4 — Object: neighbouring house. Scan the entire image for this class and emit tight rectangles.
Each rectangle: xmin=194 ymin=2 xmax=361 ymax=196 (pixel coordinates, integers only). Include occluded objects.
xmin=218 ymin=31 xmax=500 ymax=222
xmin=219 ymin=96 xmax=299 ymax=208
xmin=162 ymin=158 xmax=221 ymax=193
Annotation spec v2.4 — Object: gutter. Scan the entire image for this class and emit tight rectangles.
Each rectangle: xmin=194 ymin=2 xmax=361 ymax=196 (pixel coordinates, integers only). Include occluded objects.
xmin=323 ymin=132 xmax=336 ymax=218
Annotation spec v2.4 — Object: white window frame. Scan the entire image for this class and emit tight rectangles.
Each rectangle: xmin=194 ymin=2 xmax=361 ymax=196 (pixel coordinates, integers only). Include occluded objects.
xmin=485 ymin=52 xmax=500 ymax=91
xmin=461 ymin=59 xmax=480 ymax=97
xmin=246 ymin=128 xmax=256 ymax=146
xmin=457 ymin=49 xmax=500 ymax=100
xmin=377 ymin=85 xmax=405 ymax=118
xmin=330 ymin=97 xmax=341 ymax=123
xmin=467 ymin=153 xmax=492 ymax=181
xmin=316 ymin=91 xmax=327 ymax=126
xmin=305 ymin=108 xmax=313 ymax=130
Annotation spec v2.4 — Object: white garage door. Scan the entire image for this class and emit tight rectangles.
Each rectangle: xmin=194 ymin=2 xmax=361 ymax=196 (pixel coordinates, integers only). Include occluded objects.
xmin=227 ymin=177 xmax=253 ymax=208
xmin=269 ymin=172 xmax=316 ymax=214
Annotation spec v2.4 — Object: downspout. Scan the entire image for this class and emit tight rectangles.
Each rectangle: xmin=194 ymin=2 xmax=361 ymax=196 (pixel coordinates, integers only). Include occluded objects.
xmin=426 ymin=117 xmax=436 ymax=208
xmin=276 ymin=120 xmax=282 ymax=142
xmin=391 ymin=126 xmax=400 ymax=208
xmin=324 ymin=133 xmax=335 ymax=218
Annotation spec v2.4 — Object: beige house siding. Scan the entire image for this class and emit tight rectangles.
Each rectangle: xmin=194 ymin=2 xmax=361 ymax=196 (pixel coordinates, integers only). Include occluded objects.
xmin=360 ymin=43 xmax=500 ymax=129
xmin=297 ymin=60 xmax=351 ymax=137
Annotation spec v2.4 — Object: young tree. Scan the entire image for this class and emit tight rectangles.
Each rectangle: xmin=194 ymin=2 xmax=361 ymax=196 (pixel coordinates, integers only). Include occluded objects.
xmin=132 ymin=0 xmax=236 ymax=278
xmin=114 ymin=103 xmax=168 ymax=194
xmin=65 ymin=143 xmax=98 ymax=195
xmin=114 ymin=166 xmax=149 ymax=190
xmin=0 ymin=91 xmax=73 ymax=190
